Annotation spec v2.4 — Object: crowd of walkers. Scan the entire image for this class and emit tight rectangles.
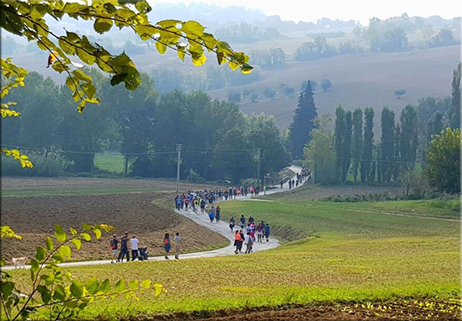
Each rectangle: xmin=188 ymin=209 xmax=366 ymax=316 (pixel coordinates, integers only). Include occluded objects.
xmin=111 ymin=170 xmax=310 ymax=263
xmin=109 ymin=231 xmax=182 ymax=263
xmin=229 ymin=215 xmax=271 ymax=254
xmin=174 ymin=185 xmax=270 ymax=212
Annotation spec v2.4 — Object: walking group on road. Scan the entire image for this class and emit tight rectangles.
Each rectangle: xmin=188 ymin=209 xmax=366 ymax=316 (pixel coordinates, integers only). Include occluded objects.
xmin=230 ymin=215 xmax=271 ymax=254
xmin=109 ymin=231 xmax=182 ymax=263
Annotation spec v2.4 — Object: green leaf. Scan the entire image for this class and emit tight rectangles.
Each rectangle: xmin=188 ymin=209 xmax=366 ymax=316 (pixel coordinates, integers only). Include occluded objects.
xmin=73 ymin=70 xmax=91 ymax=83
xmin=86 ymin=278 xmax=99 ymax=295
xmin=59 ymin=245 xmax=71 ymax=258
xmin=70 ymin=227 xmax=78 ymax=236
xmin=135 ymin=1 xmax=151 ymax=13
xmin=93 ymin=228 xmax=102 ymax=240
xmin=70 ymin=280 xmax=83 ymax=298
xmin=153 ymin=283 xmax=164 ymax=296
xmin=157 ymin=19 xmax=181 ymax=28
xmin=129 ymin=280 xmax=139 ymax=290
xmin=115 ymin=279 xmax=125 ymax=293
xmin=65 ymin=76 xmax=76 ymax=91
xmin=81 ymin=82 xmax=96 ymax=99
xmin=54 ymin=225 xmax=67 ymax=242
xmin=141 ymin=279 xmax=152 ymax=289
xmin=58 ymin=36 xmax=76 ymax=55
xmin=30 ymin=259 xmax=39 ymax=273
xmin=53 ymin=285 xmax=66 ymax=301
xmin=181 ymin=20 xmax=204 ymax=36
xmin=64 ymin=300 xmax=79 ymax=308
xmin=100 ymin=279 xmax=111 ymax=293
xmin=1 ymin=281 xmax=15 ymax=299
xmin=80 ymin=233 xmax=91 ymax=242
xmin=76 ymin=48 xmax=96 ymax=65
xmin=71 ymin=238 xmax=82 ymax=250
xmin=110 ymin=74 xmax=127 ymax=87
xmin=40 ymin=273 xmax=54 ymax=285
xmin=37 ymin=285 xmax=51 ymax=304
xmin=35 ymin=247 xmax=46 ymax=261
xmin=94 ymin=18 xmax=113 ymax=34
xmin=51 ymin=61 xmax=69 ymax=73
xmin=191 ymin=54 xmax=206 ymax=67
xmin=155 ymin=41 xmax=167 ymax=54
xmin=113 ymin=53 xmax=130 ymax=67
xmin=52 ymin=253 xmax=65 ymax=263
xmin=177 ymin=50 xmax=185 ymax=61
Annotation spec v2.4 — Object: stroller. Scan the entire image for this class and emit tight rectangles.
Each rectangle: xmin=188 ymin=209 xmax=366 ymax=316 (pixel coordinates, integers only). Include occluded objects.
xmin=138 ymin=247 xmax=149 ymax=261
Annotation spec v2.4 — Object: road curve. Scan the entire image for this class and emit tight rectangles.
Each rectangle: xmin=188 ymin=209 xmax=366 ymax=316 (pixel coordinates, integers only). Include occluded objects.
xmin=3 ymin=165 xmax=305 ymax=270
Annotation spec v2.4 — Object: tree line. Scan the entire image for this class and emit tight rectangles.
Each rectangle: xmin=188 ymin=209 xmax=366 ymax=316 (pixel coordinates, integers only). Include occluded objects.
xmin=304 ymin=63 xmax=460 ymax=194
xmin=2 ymin=69 xmax=290 ymax=183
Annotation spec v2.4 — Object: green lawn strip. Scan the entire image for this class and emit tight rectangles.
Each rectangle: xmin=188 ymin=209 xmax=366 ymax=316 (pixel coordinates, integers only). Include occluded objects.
xmin=9 ymin=233 xmax=460 ymax=318
xmin=219 ymin=200 xmax=460 ymax=241
xmin=94 ymin=153 xmax=127 ymax=174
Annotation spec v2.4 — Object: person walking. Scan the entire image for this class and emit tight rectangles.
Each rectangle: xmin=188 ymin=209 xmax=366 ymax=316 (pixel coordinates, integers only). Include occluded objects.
xmin=110 ymin=234 xmax=119 ymax=263
xmin=130 ymin=235 xmax=140 ymax=261
xmin=200 ymin=198 xmax=206 ymax=214
xmin=263 ymin=185 xmax=267 ymax=195
xmin=280 ymin=179 xmax=283 ymax=189
xmin=239 ymin=215 xmax=246 ymax=229
xmin=245 ymin=232 xmax=254 ymax=254
xmin=117 ymin=232 xmax=130 ymax=262
xmin=234 ymin=230 xmax=243 ymax=254
xmin=229 ymin=217 xmax=235 ymax=232
xmin=208 ymin=205 xmax=215 ymax=223
xmin=256 ymin=223 xmax=263 ymax=242
xmin=265 ymin=224 xmax=271 ymax=242
xmin=163 ymin=232 xmax=171 ymax=259
xmin=174 ymin=232 xmax=181 ymax=259
xmin=288 ymin=180 xmax=292 ymax=189
xmin=215 ymin=206 xmax=221 ymax=222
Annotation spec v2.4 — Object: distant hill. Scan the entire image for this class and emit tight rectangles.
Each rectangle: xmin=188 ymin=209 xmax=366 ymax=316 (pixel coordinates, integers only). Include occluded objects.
xmin=207 ymin=45 xmax=461 ymax=135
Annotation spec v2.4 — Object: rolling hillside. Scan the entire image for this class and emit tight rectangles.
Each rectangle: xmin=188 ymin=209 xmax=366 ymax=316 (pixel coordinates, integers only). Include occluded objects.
xmin=208 ymin=45 xmax=461 ymax=131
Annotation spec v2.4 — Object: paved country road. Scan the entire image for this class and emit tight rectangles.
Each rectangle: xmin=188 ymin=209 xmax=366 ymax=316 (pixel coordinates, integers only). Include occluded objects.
xmin=3 ymin=165 xmax=305 ymax=270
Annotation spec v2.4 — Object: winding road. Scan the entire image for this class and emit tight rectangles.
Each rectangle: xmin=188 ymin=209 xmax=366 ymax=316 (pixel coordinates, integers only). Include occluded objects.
xmin=3 ymin=165 xmax=304 ymax=270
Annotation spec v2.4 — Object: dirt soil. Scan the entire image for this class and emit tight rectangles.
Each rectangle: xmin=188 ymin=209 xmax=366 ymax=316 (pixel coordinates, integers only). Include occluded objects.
xmin=1 ymin=192 xmax=228 ymax=262
xmin=122 ymin=300 xmax=461 ymax=321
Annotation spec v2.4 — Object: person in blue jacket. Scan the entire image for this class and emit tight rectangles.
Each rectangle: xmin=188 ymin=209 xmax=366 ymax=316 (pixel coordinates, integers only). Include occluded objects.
xmin=264 ymin=223 xmax=271 ymax=242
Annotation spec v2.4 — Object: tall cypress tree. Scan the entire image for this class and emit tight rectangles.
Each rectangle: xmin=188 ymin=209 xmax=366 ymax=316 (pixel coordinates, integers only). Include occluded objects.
xmin=449 ymin=63 xmax=461 ymax=129
xmin=343 ymin=111 xmax=353 ymax=182
xmin=393 ymin=123 xmax=401 ymax=182
xmin=334 ymin=106 xmax=346 ymax=181
xmin=288 ymin=80 xmax=318 ymax=159
xmin=399 ymin=105 xmax=418 ymax=171
xmin=381 ymin=107 xmax=395 ymax=183
xmin=361 ymin=107 xmax=374 ymax=183
xmin=351 ymin=108 xmax=363 ymax=182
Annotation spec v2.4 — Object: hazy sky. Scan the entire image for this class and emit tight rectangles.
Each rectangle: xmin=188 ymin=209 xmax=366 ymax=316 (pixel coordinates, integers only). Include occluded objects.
xmin=154 ymin=0 xmax=462 ymax=24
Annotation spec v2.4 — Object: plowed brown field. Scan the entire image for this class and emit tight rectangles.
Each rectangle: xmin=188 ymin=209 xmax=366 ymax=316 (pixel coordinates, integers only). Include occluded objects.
xmin=1 ymin=190 xmax=227 ymax=262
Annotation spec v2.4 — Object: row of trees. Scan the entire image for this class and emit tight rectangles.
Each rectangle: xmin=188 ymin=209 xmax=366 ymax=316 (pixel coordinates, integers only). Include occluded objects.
xmin=304 ymin=63 xmax=461 ymax=193
xmin=3 ymin=70 xmax=290 ymax=183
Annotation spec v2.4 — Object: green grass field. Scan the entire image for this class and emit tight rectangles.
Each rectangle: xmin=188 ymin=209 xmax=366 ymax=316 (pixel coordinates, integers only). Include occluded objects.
xmin=9 ymin=187 xmax=460 ymax=319
xmin=94 ymin=153 xmax=126 ymax=174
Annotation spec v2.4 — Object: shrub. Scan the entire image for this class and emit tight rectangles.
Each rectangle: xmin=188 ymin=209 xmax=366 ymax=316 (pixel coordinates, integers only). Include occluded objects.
xmin=187 ymin=169 xmax=205 ymax=183
xmin=1 ymin=150 xmax=69 ymax=177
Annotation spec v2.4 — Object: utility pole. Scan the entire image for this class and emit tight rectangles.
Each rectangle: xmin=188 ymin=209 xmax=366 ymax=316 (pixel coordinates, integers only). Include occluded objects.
xmin=257 ymin=148 xmax=261 ymax=189
xmin=176 ymin=144 xmax=182 ymax=193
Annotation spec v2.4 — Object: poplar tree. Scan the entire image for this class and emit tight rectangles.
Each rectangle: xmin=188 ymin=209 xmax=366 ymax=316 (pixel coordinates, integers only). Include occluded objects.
xmin=380 ymin=107 xmax=395 ymax=183
xmin=449 ymin=63 xmax=461 ymax=129
xmin=399 ymin=105 xmax=418 ymax=171
xmin=351 ymin=108 xmax=363 ymax=182
xmin=361 ymin=108 xmax=374 ymax=183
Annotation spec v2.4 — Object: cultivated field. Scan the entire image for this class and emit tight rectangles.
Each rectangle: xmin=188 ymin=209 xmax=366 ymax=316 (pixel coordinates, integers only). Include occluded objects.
xmin=6 ymin=181 xmax=460 ymax=320
xmin=1 ymin=178 xmax=229 ymax=261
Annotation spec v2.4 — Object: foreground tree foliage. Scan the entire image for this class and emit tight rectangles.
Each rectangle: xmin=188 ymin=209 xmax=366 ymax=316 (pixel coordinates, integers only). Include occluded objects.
xmin=425 ymin=128 xmax=460 ymax=194
xmin=0 ymin=224 xmax=165 ymax=321
xmin=0 ymin=0 xmax=252 ymax=113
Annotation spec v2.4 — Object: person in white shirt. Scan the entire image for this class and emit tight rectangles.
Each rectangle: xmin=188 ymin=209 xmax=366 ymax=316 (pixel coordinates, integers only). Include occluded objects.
xmin=130 ymin=236 xmax=140 ymax=261
xmin=174 ymin=232 xmax=181 ymax=259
